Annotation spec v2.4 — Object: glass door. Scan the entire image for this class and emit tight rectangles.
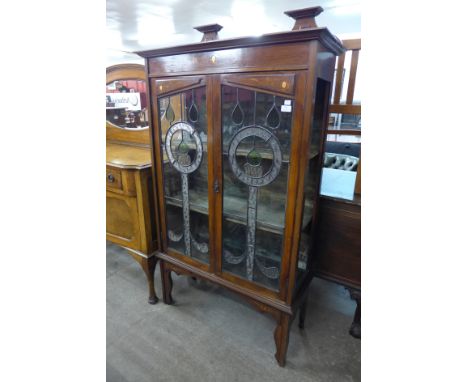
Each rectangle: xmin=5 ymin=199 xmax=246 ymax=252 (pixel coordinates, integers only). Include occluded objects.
xmin=219 ymin=76 xmax=296 ymax=291
xmin=156 ymin=83 xmax=211 ymax=265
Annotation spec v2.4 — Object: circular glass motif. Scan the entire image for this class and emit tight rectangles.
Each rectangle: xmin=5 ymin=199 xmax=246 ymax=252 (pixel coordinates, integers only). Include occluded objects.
xmin=246 ymin=148 xmax=262 ymax=166
xmin=165 ymin=122 xmax=203 ymax=174
xmin=228 ymin=126 xmax=282 ymax=187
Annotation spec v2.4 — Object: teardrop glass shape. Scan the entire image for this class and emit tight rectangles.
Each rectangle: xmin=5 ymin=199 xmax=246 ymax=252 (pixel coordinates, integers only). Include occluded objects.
xmin=165 ymin=101 xmax=175 ymax=123
xmin=266 ymin=99 xmax=281 ymax=129
xmin=231 ymin=102 xmax=244 ymax=125
xmin=188 ymin=102 xmax=199 ymax=123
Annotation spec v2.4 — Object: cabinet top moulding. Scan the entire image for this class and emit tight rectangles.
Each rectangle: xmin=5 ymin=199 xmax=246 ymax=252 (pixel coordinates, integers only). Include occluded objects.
xmin=135 ymin=27 xmax=344 ymax=59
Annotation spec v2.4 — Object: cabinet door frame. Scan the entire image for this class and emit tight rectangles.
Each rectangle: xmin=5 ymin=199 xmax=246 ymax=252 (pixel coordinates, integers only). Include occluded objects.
xmin=213 ymin=71 xmax=308 ymax=300
xmin=150 ymin=75 xmax=215 ymax=273
xmin=150 ymin=71 xmax=311 ymax=302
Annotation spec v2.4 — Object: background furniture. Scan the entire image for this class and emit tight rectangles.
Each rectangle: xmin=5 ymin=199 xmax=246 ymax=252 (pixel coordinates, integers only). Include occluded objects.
xmin=137 ymin=6 xmax=345 ymax=366
xmin=313 ymin=39 xmax=361 ymax=338
xmin=106 ymin=64 xmax=159 ymax=304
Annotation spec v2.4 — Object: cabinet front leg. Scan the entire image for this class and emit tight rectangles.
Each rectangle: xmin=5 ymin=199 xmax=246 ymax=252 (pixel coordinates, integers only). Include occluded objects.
xmin=160 ymin=260 xmax=174 ymax=305
xmin=274 ymin=312 xmax=292 ymax=367
xmin=348 ymin=289 xmax=361 ymax=339
xmin=128 ymin=252 xmax=158 ymax=304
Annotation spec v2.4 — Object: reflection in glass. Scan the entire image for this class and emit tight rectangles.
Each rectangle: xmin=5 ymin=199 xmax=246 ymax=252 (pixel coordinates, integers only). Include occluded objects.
xmin=106 ymin=80 xmax=149 ymax=129
xmin=159 ymin=87 xmax=210 ymax=264
xmin=327 ymin=113 xmax=361 ymax=144
xmin=221 ymin=85 xmax=293 ymax=290
xmin=321 ymin=112 xmax=361 ymax=201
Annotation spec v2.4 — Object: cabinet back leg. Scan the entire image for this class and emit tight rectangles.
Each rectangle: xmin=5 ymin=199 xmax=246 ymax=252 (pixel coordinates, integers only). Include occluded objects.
xmin=298 ymin=298 xmax=308 ymax=329
xmin=160 ymin=260 xmax=174 ymax=305
xmin=348 ymin=289 xmax=361 ymax=338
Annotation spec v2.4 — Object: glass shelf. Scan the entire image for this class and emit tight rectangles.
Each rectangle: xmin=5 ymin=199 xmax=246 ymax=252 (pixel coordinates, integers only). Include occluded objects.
xmin=165 ymin=188 xmax=313 ymax=235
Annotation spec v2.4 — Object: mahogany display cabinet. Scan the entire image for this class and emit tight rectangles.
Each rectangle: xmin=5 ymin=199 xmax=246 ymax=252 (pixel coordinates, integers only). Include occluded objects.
xmin=136 ymin=6 xmax=344 ymax=366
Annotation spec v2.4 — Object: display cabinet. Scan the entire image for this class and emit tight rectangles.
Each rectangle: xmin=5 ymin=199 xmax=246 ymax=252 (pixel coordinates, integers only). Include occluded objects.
xmin=106 ymin=64 xmax=159 ymax=304
xmin=137 ymin=6 xmax=344 ymax=366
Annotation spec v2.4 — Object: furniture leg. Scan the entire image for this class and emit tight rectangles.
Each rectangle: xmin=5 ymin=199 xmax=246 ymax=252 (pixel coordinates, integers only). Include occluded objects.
xmin=298 ymin=296 xmax=308 ymax=329
xmin=160 ymin=260 xmax=174 ymax=305
xmin=348 ymin=289 xmax=361 ymax=339
xmin=128 ymin=251 xmax=158 ymax=304
xmin=274 ymin=312 xmax=292 ymax=367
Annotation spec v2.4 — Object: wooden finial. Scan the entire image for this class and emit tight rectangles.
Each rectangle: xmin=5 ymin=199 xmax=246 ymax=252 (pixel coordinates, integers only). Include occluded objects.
xmin=284 ymin=6 xmax=324 ymax=30
xmin=194 ymin=24 xmax=223 ymax=42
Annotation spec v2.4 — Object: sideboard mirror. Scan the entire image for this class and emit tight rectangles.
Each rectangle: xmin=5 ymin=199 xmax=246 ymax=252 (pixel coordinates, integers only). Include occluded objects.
xmin=106 ymin=64 xmax=149 ymax=130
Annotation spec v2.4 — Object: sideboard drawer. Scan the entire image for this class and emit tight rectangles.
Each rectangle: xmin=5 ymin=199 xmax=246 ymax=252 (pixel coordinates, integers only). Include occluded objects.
xmin=106 ymin=167 xmax=122 ymax=191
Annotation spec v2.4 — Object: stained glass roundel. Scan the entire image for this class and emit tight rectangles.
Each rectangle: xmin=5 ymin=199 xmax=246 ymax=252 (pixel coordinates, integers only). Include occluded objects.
xmin=165 ymin=122 xmax=203 ymax=174
xmin=228 ymin=126 xmax=282 ymax=187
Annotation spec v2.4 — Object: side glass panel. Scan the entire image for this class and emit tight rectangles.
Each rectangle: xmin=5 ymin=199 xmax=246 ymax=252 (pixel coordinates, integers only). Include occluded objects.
xmin=296 ymin=78 xmax=331 ymax=288
xmin=221 ymin=86 xmax=293 ymax=290
xmin=158 ymin=87 xmax=209 ymax=264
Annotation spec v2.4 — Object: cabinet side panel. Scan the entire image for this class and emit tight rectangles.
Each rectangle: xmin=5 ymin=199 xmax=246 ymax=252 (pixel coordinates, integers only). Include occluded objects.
xmin=295 ymin=77 xmax=332 ymax=291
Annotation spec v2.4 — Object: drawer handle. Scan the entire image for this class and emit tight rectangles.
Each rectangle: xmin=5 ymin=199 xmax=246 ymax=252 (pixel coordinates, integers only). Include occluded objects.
xmin=107 ymin=173 xmax=115 ymax=183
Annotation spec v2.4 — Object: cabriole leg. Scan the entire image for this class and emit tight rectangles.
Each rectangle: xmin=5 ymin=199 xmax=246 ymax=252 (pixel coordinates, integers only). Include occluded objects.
xmin=128 ymin=251 xmax=158 ymax=304
xmin=274 ymin=312 xmax=292 ymax=367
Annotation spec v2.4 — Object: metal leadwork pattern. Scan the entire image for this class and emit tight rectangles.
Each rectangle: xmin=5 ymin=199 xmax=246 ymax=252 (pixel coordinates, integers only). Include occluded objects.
xmin=181 ymin=172 xmax=192 ymax=256
xmin=168 ymin=230 xmax=209 ymax=254
xmin=165 ymin=120 xmax=207 ymax=257
xmin=165 ymin=122 xmax=203 ymax=174
xmin=168 ymin=230 xmax=183 ymax=242
xmin=231 ymin=88 xmax=244 ymax=126
xmin=266 ymin=95 xmax=281 ymax=129
xmin=228 ymin=127 xmax=282 ymax=187
xmin=225 ymin=99 xmax=283 ymax=280
xmin=188 ymin=89 xmax=199 ymax=123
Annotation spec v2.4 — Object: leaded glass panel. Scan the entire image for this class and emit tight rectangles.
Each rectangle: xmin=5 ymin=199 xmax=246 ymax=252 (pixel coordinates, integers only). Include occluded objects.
xmin=158 ymin=87 xmax=210 ymax=263
xmin=221 ymin=85 xmax=293 ymax=290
